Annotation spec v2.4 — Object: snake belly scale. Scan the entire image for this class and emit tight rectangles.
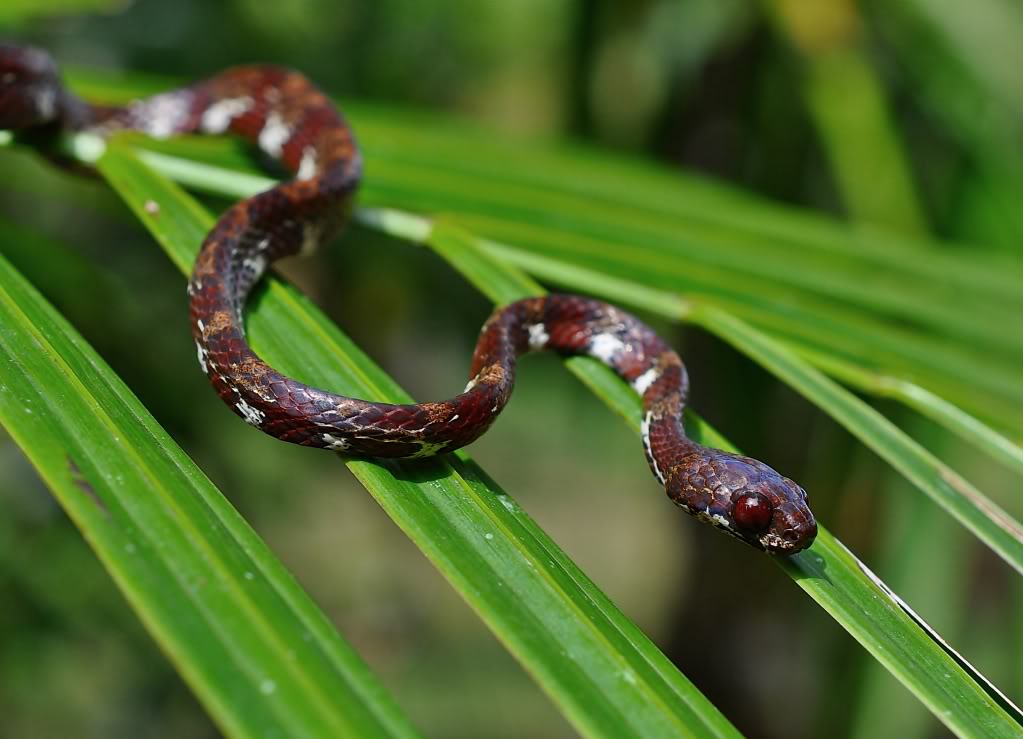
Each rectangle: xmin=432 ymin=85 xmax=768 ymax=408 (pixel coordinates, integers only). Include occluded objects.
xmin=0 ymin=45 xmax=817 ymax=553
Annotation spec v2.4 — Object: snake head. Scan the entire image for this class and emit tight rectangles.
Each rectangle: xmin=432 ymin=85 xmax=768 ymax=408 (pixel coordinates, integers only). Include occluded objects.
xmin=666 ymin=449 xmax=817 ymax=554
xmin=0 ymin=45 xmax=61 ymax=129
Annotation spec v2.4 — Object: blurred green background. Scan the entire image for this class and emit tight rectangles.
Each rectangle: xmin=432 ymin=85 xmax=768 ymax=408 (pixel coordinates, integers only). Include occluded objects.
xmin=1 ymin=1 xmax=1021 ymax=737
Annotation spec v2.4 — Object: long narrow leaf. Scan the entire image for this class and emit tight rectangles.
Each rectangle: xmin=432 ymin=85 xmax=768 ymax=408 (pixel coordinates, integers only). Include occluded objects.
xmin=38 ymin=131 xmax=1020 ymax=436
xmin=53 ymin=131 xmax=1020 ymax=553
xmin=456 ymin=239 xmax=1023 ymax=470
xmin=9 ymin=109 xmax=1018 ymax=432
xmin=689 ymin=304 xmax=1023 ymax=573
xmin=464 ymin=236 xmax=1023 ymax=575
xmin=425 ymin=220 xmax=1023 ymax=738
xmin=43 ymin=67 xmax=1023 ymax=305
xmin=73 ymin=140 xmax=1023 ymax=440
xmin=94 ymin=139 xmax=741 ymax=739
xmin=0 ymin=252 xmax=420 ymax=739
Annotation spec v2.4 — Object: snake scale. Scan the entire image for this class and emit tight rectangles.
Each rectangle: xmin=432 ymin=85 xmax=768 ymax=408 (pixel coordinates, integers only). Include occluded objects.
xmin=0 ymin=45 xmax=816 ymax=553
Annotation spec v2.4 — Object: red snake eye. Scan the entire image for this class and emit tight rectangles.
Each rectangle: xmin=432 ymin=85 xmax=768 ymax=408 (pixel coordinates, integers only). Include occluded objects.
xmin=733 ymin=492 xmax=773 ymax=533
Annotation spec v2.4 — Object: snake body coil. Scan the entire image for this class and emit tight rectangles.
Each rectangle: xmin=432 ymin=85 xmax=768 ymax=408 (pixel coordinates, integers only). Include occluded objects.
xmin=0 ymin=45 xmax=817 ymax=553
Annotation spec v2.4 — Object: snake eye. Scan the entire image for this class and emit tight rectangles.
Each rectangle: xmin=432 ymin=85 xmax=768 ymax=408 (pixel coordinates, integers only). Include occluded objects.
xmin=733 ymin=492 xmax=773 ymax=533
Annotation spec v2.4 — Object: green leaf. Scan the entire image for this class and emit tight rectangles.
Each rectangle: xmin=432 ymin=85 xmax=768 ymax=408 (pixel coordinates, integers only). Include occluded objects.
xmin=870 ymin=1 xmax=1023 ymax=248
xmin=4 ymin=67 xmax=1019 ymax=736
xmin=425 ymin=220 xmax=1023 ymax=738
xmin=690 ymin=304 xmax=1023 ymax=573
xmin=51 ymin=121 xmax=1021 ymax=583
xmin=22 ymin=90 xmax=1021 ymax=438
xmin=93 ymin=139 xmax=740 ymax=739
xmin=790 ymin=346 xmax=1023 ymax=479
xmin=0 ymin=251 xmax=420 ymax=738
xmin=0 ymin=0 xmax=122 ymax=25
xmin=29 ymin=121 xmax=1018 ymax=575
xmin=45 ymin=133 xmax=1021 ymax=451
xmin=425 ymin=231 xmax=1023 ymax=575
xmin=448 ymin=218 xmax=1023 ymax=430
xmin=457 ymin=240 xmax=1023 ymax=474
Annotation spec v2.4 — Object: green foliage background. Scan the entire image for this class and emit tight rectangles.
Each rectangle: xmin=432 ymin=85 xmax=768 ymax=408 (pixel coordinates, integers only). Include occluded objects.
xmin=1 ymin=1 xmax=1021 ymax=738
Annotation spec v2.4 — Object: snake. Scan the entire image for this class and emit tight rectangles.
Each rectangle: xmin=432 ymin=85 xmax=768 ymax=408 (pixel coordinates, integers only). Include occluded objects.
xmin=0 ymin=44 xmax=817 ymax=554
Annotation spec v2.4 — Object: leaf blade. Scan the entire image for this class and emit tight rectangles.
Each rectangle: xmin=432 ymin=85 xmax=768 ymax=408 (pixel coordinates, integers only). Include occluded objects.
xmin=93 ymin=138 xmax=741 ymax=739
xmin=0 ymin=250 xmax=421 ymax=739
xmin=426 ymin=220 xmax=1023 ymax=738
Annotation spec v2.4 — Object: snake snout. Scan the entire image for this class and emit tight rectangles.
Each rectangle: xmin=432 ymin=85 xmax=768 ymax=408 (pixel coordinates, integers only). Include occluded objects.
xmin=755 ymin=478 xmax=817 ymax=554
